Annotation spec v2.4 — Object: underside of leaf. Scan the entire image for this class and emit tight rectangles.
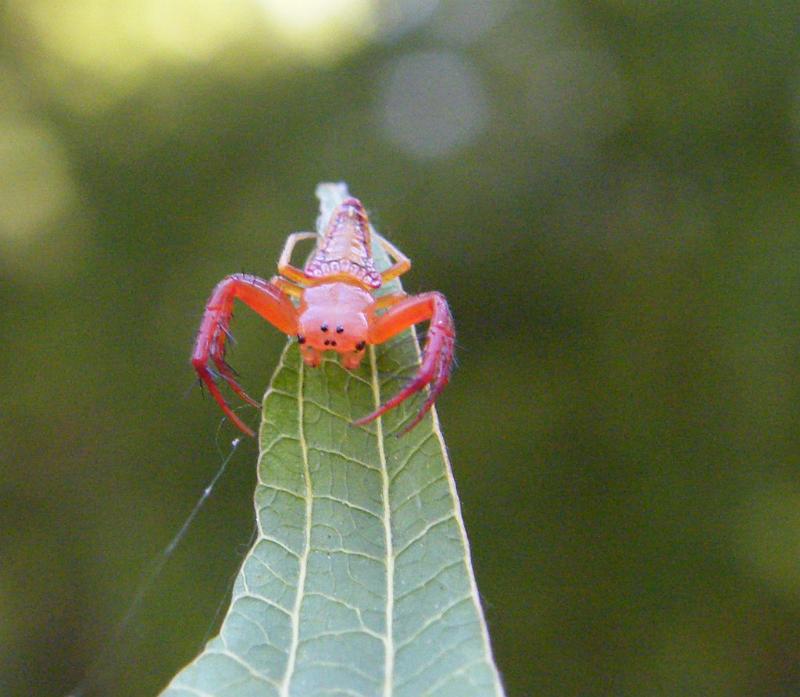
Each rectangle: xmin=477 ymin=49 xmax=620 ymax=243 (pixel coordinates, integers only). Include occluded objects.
xmin=161 ymin=183 xmax=504 ymax=697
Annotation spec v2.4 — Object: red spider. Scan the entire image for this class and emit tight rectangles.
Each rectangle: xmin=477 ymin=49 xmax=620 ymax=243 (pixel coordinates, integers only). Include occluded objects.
xmin=192 ymin=197 xmax=455 ymax=437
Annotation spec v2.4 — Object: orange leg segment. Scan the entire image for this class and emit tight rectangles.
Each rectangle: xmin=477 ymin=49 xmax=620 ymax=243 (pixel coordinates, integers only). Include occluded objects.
xmin=192 ymin=273 xmax=297 ymax=436
xmin=277 ymin=232 xmax=317 ymax=284
xmin=356 ymin=291 xmax=455 ymax=433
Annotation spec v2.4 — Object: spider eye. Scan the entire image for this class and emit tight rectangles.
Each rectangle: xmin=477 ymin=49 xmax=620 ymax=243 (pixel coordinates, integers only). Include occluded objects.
xmin=355 ymin=341 xmax=366 ymax=351
xmin=320 ymin=323 xmax=328 ymax=332
xmin=336 ymin=325 xmax=344 ymax=334
xmin=297 ymin=335 xmax=306 ymax=344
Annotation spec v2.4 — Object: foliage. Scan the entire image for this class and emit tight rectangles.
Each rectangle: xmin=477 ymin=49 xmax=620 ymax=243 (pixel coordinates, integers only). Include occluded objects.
xmin=160 ymin=186 xmax=504 ymax=697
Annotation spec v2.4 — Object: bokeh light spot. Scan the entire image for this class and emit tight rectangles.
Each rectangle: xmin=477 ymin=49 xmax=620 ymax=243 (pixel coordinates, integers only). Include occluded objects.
xmin=15 ymin=0 xmax=375 ymax=113
xmin=378 ymin=49 xmax=489 ymax=159
xmin=0 ymin=118 xmax=75 ymax=242
xmin=260 ymin=0 xmax=374 ymax=58
xmin=144 ymin=0 xmax=265 ymax=62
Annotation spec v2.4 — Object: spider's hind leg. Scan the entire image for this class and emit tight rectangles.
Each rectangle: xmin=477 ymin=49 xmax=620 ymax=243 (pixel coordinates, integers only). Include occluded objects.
xmin=277 ymin=232 xmax=317 ymax=284
xmin=378 ymin=238 xmax=411 ymax=283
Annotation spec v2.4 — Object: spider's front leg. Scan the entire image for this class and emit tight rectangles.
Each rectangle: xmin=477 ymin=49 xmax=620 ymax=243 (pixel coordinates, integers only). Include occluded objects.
xmin=355 ymin=291 xmax=455 ymax=433
xmin=192 ymin=273 xmax=297 ymax=436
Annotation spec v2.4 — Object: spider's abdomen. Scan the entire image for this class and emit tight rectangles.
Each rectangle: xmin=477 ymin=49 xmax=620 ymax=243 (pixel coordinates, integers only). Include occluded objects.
xmin=305 ymin=197 xmax=382 ymax=289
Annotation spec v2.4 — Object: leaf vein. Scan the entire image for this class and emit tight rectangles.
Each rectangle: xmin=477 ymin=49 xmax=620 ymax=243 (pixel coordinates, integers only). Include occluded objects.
xmin=394 ymin=514 xmax=456 ymax=558
xmin=204 ymin=650 xmax=279 ymax=689
xmin=248 ymin=553 xmax=294 ymax=588
xmin=229 ymin=607 xmax=283 ymax=648
xmin=309 ymin=446 xmax=381 ymax=472
xmin=394 ymin=595 xmax=473 ymax=650
xmin=300 ymin=627 xmax=384 ymax=644
xmin=314 ymin=494 xmax=382 ymax=520
xmin=391 ymin=475 xmax=447 ymax=513
xmin=367 ymin=344 xmax=395 ymax=697
xmin=395 ymin=560 xmax=463 ymax=602
xmin=388 ymin=432 xmax=436 ymax=483
xmin=277 ymin=355 xmax=313 ymax=697
xmin=420 ymin=658 xmax=488 ymax=697
xmin=234 ymin=589 xmax=292 ymax=618
xmin=258 ymin=534 xmax=303 ymax=559
xmin=393 ymin=634 xmax=476 ymax=690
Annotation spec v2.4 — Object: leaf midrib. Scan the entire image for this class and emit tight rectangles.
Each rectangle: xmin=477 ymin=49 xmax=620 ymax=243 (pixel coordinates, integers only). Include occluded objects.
xmin=279 ymin=355 xmax=312 ymax=697
xmin=367 ymin=344 xmax=395 ymax=697
xmin=160 ymin=183 xmax=506 ymax=697
xmin=280 ymin=345 xmax=397 ymax=697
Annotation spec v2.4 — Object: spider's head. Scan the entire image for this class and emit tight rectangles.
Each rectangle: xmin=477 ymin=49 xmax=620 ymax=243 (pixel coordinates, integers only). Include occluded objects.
xmin=296 ymin=283 xmax=371 ymax=357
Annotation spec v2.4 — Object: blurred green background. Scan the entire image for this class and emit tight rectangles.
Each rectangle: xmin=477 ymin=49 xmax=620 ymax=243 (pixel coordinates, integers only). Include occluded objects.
xmin=2 ymin=0 xmax=800 ymax=695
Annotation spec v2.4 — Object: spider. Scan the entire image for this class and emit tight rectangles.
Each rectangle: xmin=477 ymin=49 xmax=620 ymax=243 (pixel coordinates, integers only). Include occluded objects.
xmin=192 ymin=197 xmax=455 ymax=437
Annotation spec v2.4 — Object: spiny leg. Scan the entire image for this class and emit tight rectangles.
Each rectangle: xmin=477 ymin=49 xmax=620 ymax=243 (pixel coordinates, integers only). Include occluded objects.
xmin=355 ymin=291 xmax=454 ymax=433
xmin=192 ymin=273 xmax=297 ymax=436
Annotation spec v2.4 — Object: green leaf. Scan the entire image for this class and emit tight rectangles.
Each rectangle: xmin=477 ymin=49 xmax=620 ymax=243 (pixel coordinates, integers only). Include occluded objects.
xmin=161 ymin=184 xmax=504 ymax=697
